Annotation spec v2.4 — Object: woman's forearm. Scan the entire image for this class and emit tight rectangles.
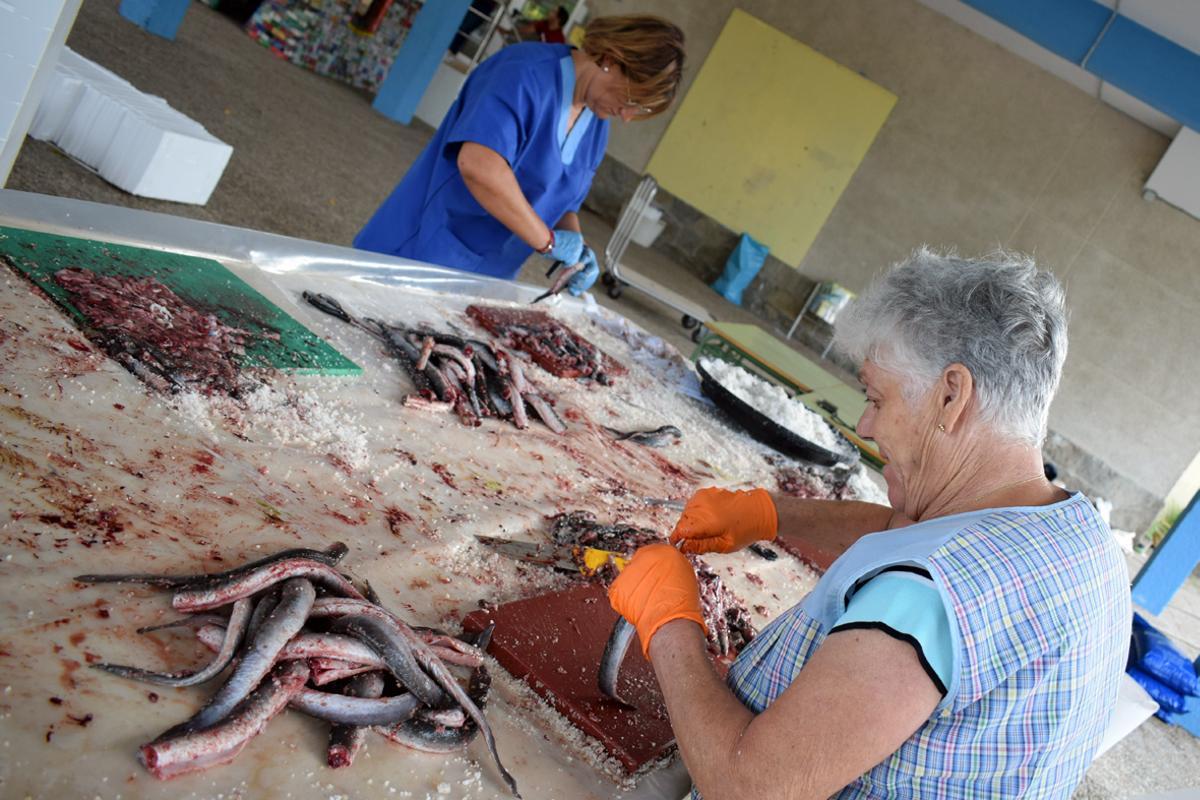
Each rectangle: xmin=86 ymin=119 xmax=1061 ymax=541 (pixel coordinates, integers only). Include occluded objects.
xmin=771 ymin=495 xmax=908 ymax=560
xmin=648 ymin=621 xmax=758 ymax=798
xmin=457 ymin=142 xmax=552 ymax=250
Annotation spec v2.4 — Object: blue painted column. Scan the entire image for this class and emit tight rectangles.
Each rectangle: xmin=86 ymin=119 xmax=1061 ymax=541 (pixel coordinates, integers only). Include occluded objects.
xmin=373 ymin=0 xmax=472 ymax=124
xmin=119 ymin=0 xmax=190 ymax=41
xmin=1132 ymin=491 xmax=1200 ymax=615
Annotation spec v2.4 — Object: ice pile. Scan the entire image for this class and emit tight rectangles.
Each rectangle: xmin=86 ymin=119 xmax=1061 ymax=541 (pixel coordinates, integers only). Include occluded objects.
xmin=699 ymin=357 xmax=847 ymax=456
xmin=30 ymin=48 xmax=232 ymax=205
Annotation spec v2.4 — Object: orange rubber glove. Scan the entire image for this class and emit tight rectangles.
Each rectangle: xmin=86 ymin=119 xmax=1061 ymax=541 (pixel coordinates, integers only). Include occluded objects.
xmin=669 ymin=487 xmax=778 ymax=554
xmin=608 ymin=543 xmax=706 ymax=658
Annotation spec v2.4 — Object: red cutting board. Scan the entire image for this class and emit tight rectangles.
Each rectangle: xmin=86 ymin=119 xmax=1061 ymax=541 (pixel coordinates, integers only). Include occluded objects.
xmin=462 ymin=583 xmax=674 ymax=773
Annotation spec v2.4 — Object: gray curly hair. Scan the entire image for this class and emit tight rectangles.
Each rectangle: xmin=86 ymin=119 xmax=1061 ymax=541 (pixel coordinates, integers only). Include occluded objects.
xmin=833 ymin=248 xmax=1068 ymax=446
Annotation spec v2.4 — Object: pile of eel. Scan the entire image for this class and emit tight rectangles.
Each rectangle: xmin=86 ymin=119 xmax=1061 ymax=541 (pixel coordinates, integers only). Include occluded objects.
xmin=303 ymin=291 xmax=564 ymax=433
xmin=545 ymin=512 xmax=756 ymax=705
xmin=77 ymin=543 xmax=521 ymax=796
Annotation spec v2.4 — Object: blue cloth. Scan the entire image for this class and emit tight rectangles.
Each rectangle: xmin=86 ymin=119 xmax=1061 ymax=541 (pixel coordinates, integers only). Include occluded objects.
xmin=1129 ymin=612 xmax=1200 ymax=695
xmin=711 ymin=233 xmax=769 ymax=306
xmin=705 ymin=494 xmax=1131 ymax=799
xmin=354 ymin=44 xmax=609 ymax=279
xmin=831 ymin=569 xmax=954 ymax=694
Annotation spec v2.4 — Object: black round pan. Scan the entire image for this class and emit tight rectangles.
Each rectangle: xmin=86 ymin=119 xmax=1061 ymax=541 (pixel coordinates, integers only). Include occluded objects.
xmin=695 ymin=361 xmax=859 ymax=469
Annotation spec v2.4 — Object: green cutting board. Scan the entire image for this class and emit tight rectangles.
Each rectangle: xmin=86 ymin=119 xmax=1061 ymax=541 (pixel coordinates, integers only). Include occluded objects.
xmin=0 ymin=225 xmax=360 ymax=376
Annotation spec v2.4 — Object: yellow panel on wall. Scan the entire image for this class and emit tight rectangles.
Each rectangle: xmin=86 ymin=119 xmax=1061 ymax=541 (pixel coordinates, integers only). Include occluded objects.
xmin=646 ymin=9 xmax=896 ymax=267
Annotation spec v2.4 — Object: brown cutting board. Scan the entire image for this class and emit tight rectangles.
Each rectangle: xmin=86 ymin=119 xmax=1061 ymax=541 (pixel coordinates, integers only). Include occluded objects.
xmin=463 ymin=583 xmax=674 ymax=773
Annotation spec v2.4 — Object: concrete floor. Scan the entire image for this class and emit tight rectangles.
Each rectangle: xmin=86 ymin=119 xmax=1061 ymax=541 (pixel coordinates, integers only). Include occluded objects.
xmin=6 ymin=2 xmax=1200 ymax=796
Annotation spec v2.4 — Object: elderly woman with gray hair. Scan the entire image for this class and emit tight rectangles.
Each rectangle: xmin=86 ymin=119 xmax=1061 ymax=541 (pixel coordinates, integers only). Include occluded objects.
xmin=608 ymin=249 xmax=1131 ymax=799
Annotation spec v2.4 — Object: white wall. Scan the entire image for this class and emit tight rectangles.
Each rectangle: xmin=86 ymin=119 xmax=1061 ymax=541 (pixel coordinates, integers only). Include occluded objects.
xmin=587 ymin=0 xmax=1200 ymax=527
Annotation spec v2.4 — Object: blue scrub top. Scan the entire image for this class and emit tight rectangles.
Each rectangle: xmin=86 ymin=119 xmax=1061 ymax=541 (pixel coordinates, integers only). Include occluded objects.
xmin=354 ymin=43 xmax=610 ymax=279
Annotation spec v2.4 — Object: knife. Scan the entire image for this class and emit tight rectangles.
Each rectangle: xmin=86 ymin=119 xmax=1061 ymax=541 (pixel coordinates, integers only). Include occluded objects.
xmin=475 ymin=535 xmax=630 ymax=573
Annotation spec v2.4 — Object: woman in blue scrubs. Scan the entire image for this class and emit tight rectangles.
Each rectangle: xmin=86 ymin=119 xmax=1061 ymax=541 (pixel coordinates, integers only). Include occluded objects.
xmin=354 ymin=15 xmax=685 ymax=296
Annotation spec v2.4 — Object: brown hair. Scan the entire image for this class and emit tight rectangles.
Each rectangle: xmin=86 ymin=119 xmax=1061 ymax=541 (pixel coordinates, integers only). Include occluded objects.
xmin=581 ymin=15 xmax=685 ymax=118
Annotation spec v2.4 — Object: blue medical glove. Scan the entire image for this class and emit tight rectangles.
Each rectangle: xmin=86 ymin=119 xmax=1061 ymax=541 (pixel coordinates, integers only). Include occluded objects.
xmin=543 ymin=228 xmax=585 ymax=265
xmin=566 ymin=246 xmax=600 ymax=297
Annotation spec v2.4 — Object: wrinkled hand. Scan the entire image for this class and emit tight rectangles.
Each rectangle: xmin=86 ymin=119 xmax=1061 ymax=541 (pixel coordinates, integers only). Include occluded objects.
xmin=566 ymin=246 xmax=600 ymax=297
xmin=669 ymin=487 xmax=778 ymax=554
xmin=608 ymin=543 xmax=706 ymax=658
xmin=542 ymin=228 xmax=585 ymax=265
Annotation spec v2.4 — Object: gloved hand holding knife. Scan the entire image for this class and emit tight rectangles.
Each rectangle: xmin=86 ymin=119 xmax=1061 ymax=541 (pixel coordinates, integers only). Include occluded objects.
xmin=669 ymin=487 xmax=778 ymax=554
xmin=532 ymin=245 xmax=601 ymax=304
xmin=608 ymin=487 xmax=779 ymax=660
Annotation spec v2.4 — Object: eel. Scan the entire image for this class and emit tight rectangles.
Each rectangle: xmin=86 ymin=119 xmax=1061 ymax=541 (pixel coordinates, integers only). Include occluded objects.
xmin=326 ymin=671 xmax=386 ymax=768
xmin=338 ymin=614 xmax=519 ymax=797
xmin=170 ymin=559 xmax=362 ymax=612
xmin=75 ymin=543 xmax=348 ymax=589
xmin=159 ymin=578 xmax=315 ymax=737
xmin=602 ymin=425 xmax=683 ymax=448
xmin=93 ymin=597 xmax=252 ymax=687
xmin=309 ymin=598 xmax=486 ymax=661
xmin=139 ymin=659 xmax=309 ymax=780
xmin=192 ymin=626 xmax=481 ymax=671
xmin=331 ymin=614 xmax=446 ymax=707
xmin=289 ymin=682 xmax=418 ymax=727
xmin=598 ymin=617 xmax=637 ymax=707
xmin=375 ymin=665 xmax=490 ymax=754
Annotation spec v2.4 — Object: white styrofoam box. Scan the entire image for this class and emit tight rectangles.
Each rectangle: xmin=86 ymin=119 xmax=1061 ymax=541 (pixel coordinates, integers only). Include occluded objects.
xmin=119 ymin=126 xmax=233 ymax=206
xmin=28 ymin=69 xmax=84 ymax=140
xmin=1145 ymin=127 xmax=1200 ymax=220
xmin=630 ymin=204 xmax=666 ymax=247
xmin=29 ymin=47 xmax=232 ymax=205
xmin=1094 ymin=673 xmax=1159 ymax=758
xmin=1 ymin=0 xmax=81 ymax=184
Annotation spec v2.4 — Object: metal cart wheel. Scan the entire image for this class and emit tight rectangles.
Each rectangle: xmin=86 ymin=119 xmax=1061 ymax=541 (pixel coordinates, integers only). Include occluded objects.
xmin=691 ymin=325 xmax=706 ymax=343
xmin=681 ymin=314 xmax=697 ymax=329
xmin=601 ymin=272 xmax=616 ymax=287
xmin=607 ymin=284 xmax=624 ymax=299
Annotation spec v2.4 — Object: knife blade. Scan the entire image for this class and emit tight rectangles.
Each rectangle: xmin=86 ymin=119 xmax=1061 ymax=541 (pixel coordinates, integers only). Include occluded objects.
xmin=474 ymin=535 xmax=629 ymax=573
xmin=640 ymin=496 xmax=686 ymax=511
xmin=474 ymin=535 xmax=577 ymax=571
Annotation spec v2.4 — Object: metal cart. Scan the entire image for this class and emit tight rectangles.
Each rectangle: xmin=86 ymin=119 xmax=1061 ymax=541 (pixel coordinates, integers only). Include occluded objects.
xmin=600 ymin=175 xmax=714 ymax=342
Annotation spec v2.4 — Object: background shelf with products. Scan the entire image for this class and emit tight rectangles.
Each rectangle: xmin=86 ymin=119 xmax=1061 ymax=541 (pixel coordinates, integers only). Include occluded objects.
xmin=245 ymin=0 xmax=423 ymax=93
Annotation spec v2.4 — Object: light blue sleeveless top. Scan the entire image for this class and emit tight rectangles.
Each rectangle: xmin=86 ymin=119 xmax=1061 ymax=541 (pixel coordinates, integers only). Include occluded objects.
xmin=697 ymin=493 xmax=1131 ymax=798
